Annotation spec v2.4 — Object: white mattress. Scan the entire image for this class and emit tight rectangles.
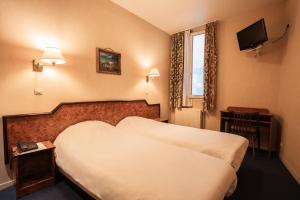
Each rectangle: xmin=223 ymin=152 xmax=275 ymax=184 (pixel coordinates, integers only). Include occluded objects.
xmin=117 ymin=117 xmax=249 ymax=171
xmin=55 ymin=121 xmax=237 ymax=200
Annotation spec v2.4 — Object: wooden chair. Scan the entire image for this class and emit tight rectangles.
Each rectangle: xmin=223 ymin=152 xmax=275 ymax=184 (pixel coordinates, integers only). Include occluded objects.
xmin=228 ymin=111 xmax=260 ymax=157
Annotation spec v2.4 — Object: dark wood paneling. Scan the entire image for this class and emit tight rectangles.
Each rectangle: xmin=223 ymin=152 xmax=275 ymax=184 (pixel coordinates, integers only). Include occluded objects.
xmin=3 ymin=100 xmax=160 ymax=164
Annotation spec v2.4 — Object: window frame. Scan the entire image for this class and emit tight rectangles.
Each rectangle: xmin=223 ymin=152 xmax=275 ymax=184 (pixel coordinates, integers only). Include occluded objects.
xmin=188 ymin=30 xmax=205 ymax=99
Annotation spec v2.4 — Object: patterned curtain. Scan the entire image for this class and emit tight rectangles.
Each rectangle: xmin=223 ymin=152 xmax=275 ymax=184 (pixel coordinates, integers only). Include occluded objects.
xmin=204 ymin=22 xmax=218 ymax=112
xmin=170 ymin=32 xmax=185 ymax=111
xmin=182 ymin=30 xmax=193 ymax=107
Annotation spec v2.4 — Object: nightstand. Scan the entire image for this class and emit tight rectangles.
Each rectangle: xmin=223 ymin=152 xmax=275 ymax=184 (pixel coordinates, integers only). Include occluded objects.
xmin=11 ymin=141 xmax=55 ymax=199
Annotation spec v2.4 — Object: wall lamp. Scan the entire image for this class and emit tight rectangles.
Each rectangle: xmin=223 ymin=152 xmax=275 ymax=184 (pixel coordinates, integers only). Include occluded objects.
xmin=33 ymin=47 xmax=66 ymax=72
xmin=146 ymin=68 xmax=160 ymax=82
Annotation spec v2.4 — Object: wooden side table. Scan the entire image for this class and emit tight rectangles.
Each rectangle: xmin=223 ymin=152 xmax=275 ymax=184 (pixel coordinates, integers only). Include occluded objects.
xmin=11 ymin=141 xmax=55 ymax=199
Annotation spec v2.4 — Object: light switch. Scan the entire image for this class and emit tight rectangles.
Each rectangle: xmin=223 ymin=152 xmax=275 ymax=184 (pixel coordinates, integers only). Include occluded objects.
xmin=34 ymin=88 xmax=44 ymax=95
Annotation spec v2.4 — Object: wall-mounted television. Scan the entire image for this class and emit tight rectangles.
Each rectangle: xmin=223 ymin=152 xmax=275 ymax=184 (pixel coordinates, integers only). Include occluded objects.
xmin=237 ymin=19 xmax=268 ymax=51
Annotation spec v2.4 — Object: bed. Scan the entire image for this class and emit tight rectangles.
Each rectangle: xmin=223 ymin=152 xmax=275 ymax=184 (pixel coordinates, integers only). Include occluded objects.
xmin=2 ymin=100 xmax=241 ymax=200
xmin=117 ymin=116 xmax=249 ymax=171
xmin=54 ymin=120 xmax=237 ymax=200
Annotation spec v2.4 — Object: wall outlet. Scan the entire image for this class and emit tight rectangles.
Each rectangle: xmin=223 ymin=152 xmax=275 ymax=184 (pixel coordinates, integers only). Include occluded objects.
xmin=34 ymin=88 xmax=44 ymax=95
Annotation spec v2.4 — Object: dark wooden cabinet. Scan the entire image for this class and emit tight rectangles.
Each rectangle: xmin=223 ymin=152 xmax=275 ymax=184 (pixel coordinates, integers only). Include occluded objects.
xmin=11 ymin=141 xmax=55 ymax=199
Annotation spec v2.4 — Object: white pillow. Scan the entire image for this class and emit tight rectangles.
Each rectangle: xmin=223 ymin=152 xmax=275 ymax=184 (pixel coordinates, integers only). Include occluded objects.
xmin=54 ymin=120 xmax=116 ymax=148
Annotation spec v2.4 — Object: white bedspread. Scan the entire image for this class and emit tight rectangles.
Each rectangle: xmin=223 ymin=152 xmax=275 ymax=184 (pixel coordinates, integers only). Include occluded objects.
xmin=55 ymin=121 xmax=237 ymax=200
xmin=117 ymin=117 xmax=249 ymax=171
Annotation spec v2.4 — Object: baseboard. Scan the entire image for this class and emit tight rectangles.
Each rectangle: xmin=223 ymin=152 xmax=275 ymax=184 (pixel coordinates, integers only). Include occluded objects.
xmin=280 ymin=156 xmax=300 ymax=184
xmin=0 ymin=179 xmax=14 ymax=191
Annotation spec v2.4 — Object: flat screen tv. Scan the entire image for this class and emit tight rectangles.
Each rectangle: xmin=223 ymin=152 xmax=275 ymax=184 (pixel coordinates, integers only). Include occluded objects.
xmin=237 ymin=19 xmax=268 ymax=51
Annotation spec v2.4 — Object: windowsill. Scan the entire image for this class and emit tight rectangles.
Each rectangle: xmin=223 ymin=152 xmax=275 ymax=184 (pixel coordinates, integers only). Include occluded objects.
xmin=181 ymin=106 xmax=193 ymax=109
xmin=189 ymin=96 xmax=204 ymax=100
xmin=177 ymin=107 xmax=202 ymax=111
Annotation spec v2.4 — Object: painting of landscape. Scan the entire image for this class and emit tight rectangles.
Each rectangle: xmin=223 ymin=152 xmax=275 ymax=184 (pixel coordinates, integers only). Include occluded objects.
xmin=97 ymin=48 xmax=121 ymax=75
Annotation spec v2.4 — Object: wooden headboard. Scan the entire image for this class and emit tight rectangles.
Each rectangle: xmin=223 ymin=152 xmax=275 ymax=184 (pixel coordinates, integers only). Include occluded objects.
xmin=2 ymin=100 xmax=160 ymax=164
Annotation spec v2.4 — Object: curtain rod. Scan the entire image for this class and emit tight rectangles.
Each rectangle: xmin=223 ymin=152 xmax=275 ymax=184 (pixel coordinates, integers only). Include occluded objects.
xmin=182 ymin=20 xmax=218 ymax=32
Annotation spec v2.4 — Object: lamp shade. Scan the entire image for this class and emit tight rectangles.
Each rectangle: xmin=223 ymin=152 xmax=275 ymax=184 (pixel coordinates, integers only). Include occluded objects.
xmin=148 ymin=68 xmax=160 ymax=77
xmin=40 ymin=47 xmax=66 ymax=65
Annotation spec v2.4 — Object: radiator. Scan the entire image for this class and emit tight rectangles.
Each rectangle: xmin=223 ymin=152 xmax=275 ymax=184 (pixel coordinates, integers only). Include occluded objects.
xmin=174 ymin=108 xmax=204 ymax=128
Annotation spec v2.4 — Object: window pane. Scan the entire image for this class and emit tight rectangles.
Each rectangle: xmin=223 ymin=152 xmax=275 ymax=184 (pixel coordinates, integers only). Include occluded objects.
xmin=192 ymin=33 xmax=205 ymax=96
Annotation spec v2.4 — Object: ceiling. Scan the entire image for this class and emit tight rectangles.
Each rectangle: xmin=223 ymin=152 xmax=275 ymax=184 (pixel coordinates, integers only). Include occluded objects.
xmin=110 ymin=0 xmax=285 ymax=34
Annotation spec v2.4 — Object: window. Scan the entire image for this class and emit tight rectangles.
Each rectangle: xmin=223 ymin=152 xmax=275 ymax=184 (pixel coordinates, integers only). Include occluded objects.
xmin=190 ymin=32 xmax=205 ymax=97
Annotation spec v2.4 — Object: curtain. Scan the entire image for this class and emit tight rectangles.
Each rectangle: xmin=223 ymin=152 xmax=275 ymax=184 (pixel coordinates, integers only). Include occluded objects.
xmin=182 ymin=30 xmax=193 ymax=107
xmin=204 ymin=22 xmax=218 ymax=112
xmin=170 ymin=32 xmax=185 ymax=110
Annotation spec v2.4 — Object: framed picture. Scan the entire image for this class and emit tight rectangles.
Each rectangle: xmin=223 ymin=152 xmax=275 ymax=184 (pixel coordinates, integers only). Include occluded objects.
xmin=96 ymin=48 xmax=121 ymax=75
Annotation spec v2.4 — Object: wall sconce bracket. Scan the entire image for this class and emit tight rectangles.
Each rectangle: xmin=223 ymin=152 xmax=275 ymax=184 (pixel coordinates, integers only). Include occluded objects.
xmin=32 ymin=59 xmax=55 ymax=72
xmin=32 ymin=47 xmax=65 ymax=72
xmin=32 ymin=60 xmax=44 ymax=72
xmin=146 ymin=68 xmax=160 ymax=82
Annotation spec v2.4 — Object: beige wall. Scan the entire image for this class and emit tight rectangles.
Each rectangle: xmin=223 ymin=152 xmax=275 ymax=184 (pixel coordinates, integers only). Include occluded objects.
xmin=173 ymin=0 xmax=300 ymax=184
xmin=278 ymin=0 xmax=300 ymax=183
xmin=0 ymin=0 xmax=170 ymax=185
xmin=205 ymin=1 xmax=287 ymax=130
xmin=172 ymin=2 xmax=287 ymax=131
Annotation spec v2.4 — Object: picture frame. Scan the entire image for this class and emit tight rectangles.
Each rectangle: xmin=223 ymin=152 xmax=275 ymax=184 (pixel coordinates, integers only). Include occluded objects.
xmin=96 ymin=48 xmax=121 ymax=75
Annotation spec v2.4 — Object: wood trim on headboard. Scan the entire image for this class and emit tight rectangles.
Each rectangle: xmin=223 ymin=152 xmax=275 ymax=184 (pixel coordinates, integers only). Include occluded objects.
xmin=2 ymin=100 xmax=160 ymax=164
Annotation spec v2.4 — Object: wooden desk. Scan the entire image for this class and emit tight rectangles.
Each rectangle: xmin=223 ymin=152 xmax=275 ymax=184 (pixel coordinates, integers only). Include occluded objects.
xmin=220 ymin=107 xmax=277 ymax=157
